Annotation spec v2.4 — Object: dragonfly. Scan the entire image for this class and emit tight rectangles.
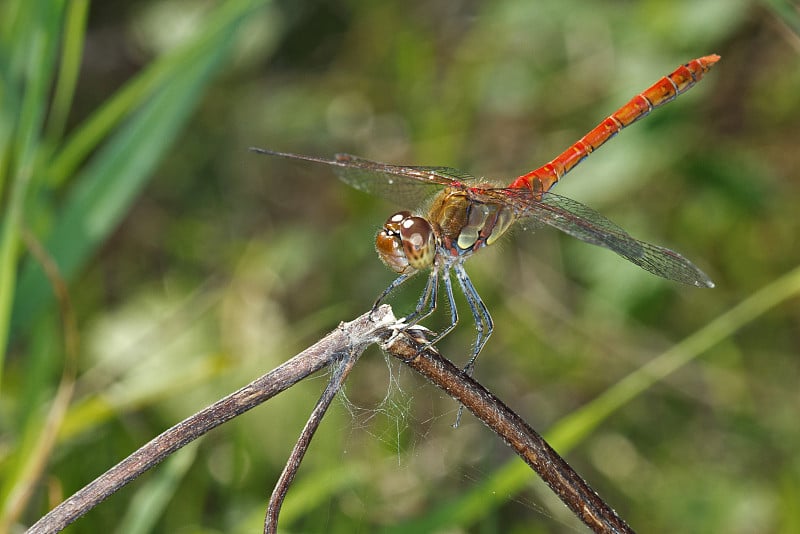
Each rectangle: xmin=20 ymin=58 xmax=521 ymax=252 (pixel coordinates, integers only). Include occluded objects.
xmin=252 ymin=54 xmax=718 ymax=375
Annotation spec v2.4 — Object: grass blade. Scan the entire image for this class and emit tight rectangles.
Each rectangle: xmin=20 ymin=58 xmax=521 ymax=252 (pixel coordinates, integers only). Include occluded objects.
xmin=12 ymin=0 xmax=262 ymax=333
xmin=0 ymin=0 xmax=64 ymax=380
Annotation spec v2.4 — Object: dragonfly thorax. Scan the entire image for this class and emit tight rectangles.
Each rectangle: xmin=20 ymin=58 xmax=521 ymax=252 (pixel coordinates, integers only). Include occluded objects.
xmin=428 ymin=189 xmax=515 ymax=257
xmin=375 ymin=190 xmax=517 ymax=276
xmin=376 ymin=211 xmax=437 ymax=274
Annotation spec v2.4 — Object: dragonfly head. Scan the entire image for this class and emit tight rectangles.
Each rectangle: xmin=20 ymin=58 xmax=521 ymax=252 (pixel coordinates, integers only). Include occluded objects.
xmin=376 ymin=211 xmax=436 ymax=274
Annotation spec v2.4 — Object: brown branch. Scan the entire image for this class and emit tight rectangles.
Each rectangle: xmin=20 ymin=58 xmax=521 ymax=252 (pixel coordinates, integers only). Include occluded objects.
xmin=264 ymin=343 xmax=362 ymax=533
xmin=381 ymin=327 xmax=637 ymax=534
xmin=27 ymin=305 xmax=634 ymax=534
xmin=25 ymin=306 xmax=399 ymax=534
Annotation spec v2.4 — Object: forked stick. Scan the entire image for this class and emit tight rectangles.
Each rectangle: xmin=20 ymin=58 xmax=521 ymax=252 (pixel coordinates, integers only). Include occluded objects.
xmin=26 ymin=307 xmax=397 ymax=534
xmin=264 ymin=345 xmax=362 ymax=533
xmin=27 ymin=306 xmax=634 ymax=533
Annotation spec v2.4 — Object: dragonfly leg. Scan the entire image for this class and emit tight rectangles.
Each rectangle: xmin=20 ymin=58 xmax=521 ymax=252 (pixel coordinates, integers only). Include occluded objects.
xmin=391 ymin=269 xmax=441 ymax=363
xmin=403 ymin=267 xmax=439 ymax=326
xmin=371 ymin=267 xmax=442 ymax=334
xmin=371 ymin=272 xmax=414 ymax=320
xmin=388 ymin=265 xmax=462 ymax=361
xmin=450 ymin=264 xmax=493 ymax=428
xmin=453 ymin=264 xmax=493 ymax=377
xmin=429 ymin=267 xmax=459 ymax=341
xmin=414 ymin=266 xmax=459 ymax=352
xmin=419 ymin=268 xmax=472 ymax=428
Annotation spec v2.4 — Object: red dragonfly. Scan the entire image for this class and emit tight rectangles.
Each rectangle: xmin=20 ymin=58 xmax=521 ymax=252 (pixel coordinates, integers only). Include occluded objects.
xmin=253 ymin=55 xmax=718 ymax=374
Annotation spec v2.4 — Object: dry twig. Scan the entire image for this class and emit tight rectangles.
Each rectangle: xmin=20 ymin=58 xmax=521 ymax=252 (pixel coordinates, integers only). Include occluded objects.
xmin=27 ymin=305 xmax=635 ymax=533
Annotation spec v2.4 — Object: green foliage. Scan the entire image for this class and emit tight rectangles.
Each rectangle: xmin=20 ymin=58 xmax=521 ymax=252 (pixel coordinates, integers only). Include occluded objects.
xmin=2 ymin=0 xmax=799 ymax=532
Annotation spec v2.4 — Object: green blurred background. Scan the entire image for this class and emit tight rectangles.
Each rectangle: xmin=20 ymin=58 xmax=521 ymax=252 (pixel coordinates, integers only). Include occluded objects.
xmin=2 ymin=0 xmax=799 ymax=532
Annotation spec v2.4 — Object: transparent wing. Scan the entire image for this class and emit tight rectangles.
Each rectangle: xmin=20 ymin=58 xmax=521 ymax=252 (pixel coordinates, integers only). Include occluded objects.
xmin=539 ymin=193 xmax=714 ymax=287
xmin=331 ymin=154 xmax=482 ymax=206
xmin=486 ymin=188 xmax=714 ymax=287
xmin=250 ymin=148 xmax=479 ymax=207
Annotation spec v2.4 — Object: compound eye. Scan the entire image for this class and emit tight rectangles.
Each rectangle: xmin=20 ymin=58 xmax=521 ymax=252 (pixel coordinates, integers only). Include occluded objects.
xmin=383 ymin=211 xmax=412 ymax=230
xmin=399 ymin=216 xmax=435 ymax=270
xmin=375 ymin=211 xmax=415 ymax=274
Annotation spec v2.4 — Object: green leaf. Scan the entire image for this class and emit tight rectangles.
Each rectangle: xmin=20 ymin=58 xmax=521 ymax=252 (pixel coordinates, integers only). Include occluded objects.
xmin=11 ymin=0 xmax=264 ymax=333
xmin=0 ymin=0 xmax=65 ymax=383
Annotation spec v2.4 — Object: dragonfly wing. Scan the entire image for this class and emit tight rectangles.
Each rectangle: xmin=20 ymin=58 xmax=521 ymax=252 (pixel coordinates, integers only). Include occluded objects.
xmin=334 ymin=154 xmax=481 ymax=183
xmin=405 ymin=165 xmax=484 ymax=184
xmin=332 ymin=154 xmax=481 ymax=206
xmin=523 ymin=192 xmax=714 ymax=288
xmin=250 ymin=148 xmax=448 ymax=206
xmin=330 ymin=164 xmax=442 ymax=206
xmin=250 ymin=149 xmax=482 ymax=207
